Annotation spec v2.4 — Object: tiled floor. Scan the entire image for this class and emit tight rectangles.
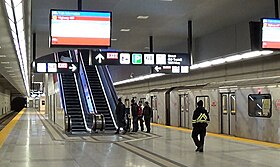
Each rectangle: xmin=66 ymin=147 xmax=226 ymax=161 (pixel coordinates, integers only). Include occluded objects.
xmin=0 ymin=108 xmax=279 ymax=167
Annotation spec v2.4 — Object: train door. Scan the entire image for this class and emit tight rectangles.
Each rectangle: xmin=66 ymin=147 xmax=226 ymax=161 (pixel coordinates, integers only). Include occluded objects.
xmin=179 ymin=94 xmax=189 ymax=128
xmin=29 ymin=100 xmax=33 ymax=108
xmin=221 ymin=93 xmax=236 ymax=135
xmin=151 ymin=96 xmax=158 ymax=123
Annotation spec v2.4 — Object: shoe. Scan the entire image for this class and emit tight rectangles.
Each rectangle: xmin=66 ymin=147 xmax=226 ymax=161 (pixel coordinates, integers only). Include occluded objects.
xmin=114 ymin=131 xmax=119 ymax=134
xmin=122 ymin=131 xmax=127 ymax=135
xmin=146 ymin=131 xmax=150 ymax=133
xmin=197 ymin=146 xmax=203 ymax=152
xmin=195 ymin=147 xmax=200 ymax=152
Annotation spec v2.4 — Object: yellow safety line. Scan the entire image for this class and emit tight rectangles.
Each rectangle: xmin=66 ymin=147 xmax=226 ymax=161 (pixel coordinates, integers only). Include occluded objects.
xmin=0 ymin=108 xmax=26 ymax=148
xmin=151 ymin=123 xmax=280 ymax=149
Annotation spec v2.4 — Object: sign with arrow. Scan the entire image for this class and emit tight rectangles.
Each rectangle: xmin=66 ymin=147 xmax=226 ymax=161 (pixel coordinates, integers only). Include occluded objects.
xmin=152 ymin=65 xmax=190 ymax=74
xmin=95 ymin=53 xmax=105 ymax=63
xmin=87 ymin=50 xmax=190 ymax=66
xmin=33 ymin=62 xmax=79 ymax=73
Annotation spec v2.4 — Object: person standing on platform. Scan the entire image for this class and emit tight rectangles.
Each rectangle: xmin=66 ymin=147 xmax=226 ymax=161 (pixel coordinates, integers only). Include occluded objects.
xmin=137 ymin=101 xmax=144 ymax=131
xmin=115 ymin=98 xmax=126 ymax=134
xmin=191 ymin=100 xmax=210 ymax=152
xmin=131 ymin=99 xmax=138 ymax=132
xmin=143 ymin=101 xmax=152 ymax=133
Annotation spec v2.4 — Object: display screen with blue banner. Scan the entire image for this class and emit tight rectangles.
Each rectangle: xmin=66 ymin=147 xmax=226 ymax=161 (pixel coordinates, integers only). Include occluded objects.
xmin=50 ymin=9 xmax=112 ymax=47
xmin=262 ymin=18 xmax=280 ymax=49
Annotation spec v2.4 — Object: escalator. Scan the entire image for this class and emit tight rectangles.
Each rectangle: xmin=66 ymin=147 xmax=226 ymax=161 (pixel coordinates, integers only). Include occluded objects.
xmin=60 ymin=70 xmax=86 ymax=132
xmin=80 ymin=50 xmax=116 ymax=131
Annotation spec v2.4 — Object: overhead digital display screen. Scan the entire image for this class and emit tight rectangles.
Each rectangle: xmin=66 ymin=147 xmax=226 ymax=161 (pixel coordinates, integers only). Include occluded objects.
xmin=262 ymin=18 xmax=280 ymax=49
xmin=50 ymin=9 xmax=111 ymax=47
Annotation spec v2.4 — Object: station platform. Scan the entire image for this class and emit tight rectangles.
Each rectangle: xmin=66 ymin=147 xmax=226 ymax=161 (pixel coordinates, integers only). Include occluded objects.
xmin=0 ymin=108 xmax=279 ymax=167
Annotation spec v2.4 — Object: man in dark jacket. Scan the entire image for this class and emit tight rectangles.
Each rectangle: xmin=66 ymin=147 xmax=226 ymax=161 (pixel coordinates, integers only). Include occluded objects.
xmin=192 ymin=100 xmax=210 ymax=152
xmin=143 ymin=101 xmax=152 ymax=133
xmin=115 ymin=98 xmax=126 ymax=134
xmin=131 ymin=99 xmax=138 ymax=132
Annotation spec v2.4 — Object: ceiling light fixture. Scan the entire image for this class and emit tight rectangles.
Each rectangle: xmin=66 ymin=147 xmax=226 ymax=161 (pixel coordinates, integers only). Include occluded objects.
xmin=7 ymin=70 xmax=14 ymax=73
xmin=114 ymin=73 xmax=165 ymax=86
xmin=4 ymin=66 xmax=12 ymax=69
xmin=1 ymin=61 xmax=10 ymax=64
xmin=111 ymin=38 xmax=117 ymax=41
xmin=137 ymin=16 xmax=149 ymax=19
xmin=4 ymin=0 xmax=29 ymax=95
xmin=120 ymin=29 xmax=131 ymax=32
xmin=0 ymin=55 xmax=6 ymax=57
xmin=160 ymin=0 xmax=173 ymax=1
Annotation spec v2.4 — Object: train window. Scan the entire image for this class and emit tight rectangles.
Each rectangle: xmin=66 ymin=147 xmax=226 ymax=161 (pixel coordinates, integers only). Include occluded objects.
xmin=230 ymin=95 xmax=236 ymax=115
xmin=196 ymin=96 xmax=210 ymax=113
xmin=248 ymin=94 xmax=272 ymax=118
xmin=151 ymin=96 xmax=157 ymax=110
xmin=222 ymin=95 xmax=228 ymax=115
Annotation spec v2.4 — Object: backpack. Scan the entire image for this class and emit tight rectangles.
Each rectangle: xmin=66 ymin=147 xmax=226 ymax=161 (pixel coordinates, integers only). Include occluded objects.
xmin=137 ymin=106 xmax=143 ymax=116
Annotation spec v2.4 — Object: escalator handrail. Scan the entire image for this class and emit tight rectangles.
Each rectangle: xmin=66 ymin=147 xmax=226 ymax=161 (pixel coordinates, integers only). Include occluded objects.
xmin=54 ymin=53 xmax=68 ymax=116
xmin=102 ymin=65 xmax=118 ymax=104
xmin=95 ymin=65 xmax=118 ymax=128
xmin=69 ymin=50 xmax=92 ymax=132
xmin=97 ymin=66 xmax=117 ymax=117
xmin=78 ymin=50 xmax=97 ymax=114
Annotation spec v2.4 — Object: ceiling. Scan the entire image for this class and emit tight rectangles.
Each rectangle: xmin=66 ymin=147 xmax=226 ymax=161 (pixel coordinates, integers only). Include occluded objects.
xmin=32 ymin=0 xmax=274 ymax=52
xmin=0 ymin=0 xmax=276 ymax=95
xmin=0 ymin=1 xmax=25 ymax=95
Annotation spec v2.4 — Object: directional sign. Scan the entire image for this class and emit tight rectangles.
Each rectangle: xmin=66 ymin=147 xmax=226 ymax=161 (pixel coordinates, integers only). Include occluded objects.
xmin=34 ymin=62 xmax=79 ymax=73
xmin=152 ymin=65 xmax=190 ymax=74
xmin=95 ymin=53 xmax=105 ymax=63
xmin=88 ymin=50 xmax=190 ymax=66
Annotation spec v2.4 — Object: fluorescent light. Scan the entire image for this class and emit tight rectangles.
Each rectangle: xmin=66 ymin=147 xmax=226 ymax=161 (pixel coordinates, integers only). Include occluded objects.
xmin=120 ymin=29 xmax=131 ymax=32
xmin=7 ymin=70 xmax=14 ymax=73
xmin=114 ymin=73 xmax=165 ymax=86
xmin=198 ymin=61 xmax=211 ymax=68
xmin=5 ymin=3 xmax=14 ymax=20
xmin=9 ymin=73 xmax=15 ymax=76
xmin=5 ymin=0 xmax=12 ymax=7
xmin=261 ymin=50 xmax=273 ymax=55
xmin=242 ymin=51 xmax=261 ymax=59
xmin=225 ymin=54 xmax=242 ymax=62
xmin=144 ymin=46 xmax=150 ymax=50
xmin=211 ymin=58 xmax=225 ymax=65
xmin=17 ymin=19 xmax=24 ymax=32
xmin=160 ymin=0 xmax=173 ymax=1
xmin=0 ymin=55 xmax=6 ymax=58
xmin=9 ymin=19 xmax=17 ymax=34
xmin=190 ymin=64 xmax=200 ymax=70
xmin=5 ymin=66 xmax=12 ymax=69
xmin=1 ymin=62 xmax=10 ymax=64
xmin=12 ymin=0 xmax=22 ymax=7
xmin=111 ymin=38 xmax=117 ymax=41
xmin=14 ymin=2 xmax=23 ymax=22
xmin=137 ymin=16 xmax=149 ymax=19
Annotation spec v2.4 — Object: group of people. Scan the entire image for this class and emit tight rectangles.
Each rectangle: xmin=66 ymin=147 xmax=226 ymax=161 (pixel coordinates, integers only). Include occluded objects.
xmin=115 ymin=97 xmax=210 ymax=153
xmin=115 ymin=98 xmax=152 ymax=134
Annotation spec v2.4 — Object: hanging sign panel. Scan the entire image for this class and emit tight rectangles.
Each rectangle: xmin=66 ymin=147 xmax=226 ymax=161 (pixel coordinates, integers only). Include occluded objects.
xmin=152 ymin=65 xmax=190 ymax=74
xmin=34 ymin=62 xmax=79 ymax=73
xmin=88 ymin=50 xmax=190 ymax=66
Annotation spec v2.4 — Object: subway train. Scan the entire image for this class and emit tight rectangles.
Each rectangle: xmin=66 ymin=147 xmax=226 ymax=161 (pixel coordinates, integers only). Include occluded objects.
xmin=115 ymin=54 xmax=280 ymax=144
